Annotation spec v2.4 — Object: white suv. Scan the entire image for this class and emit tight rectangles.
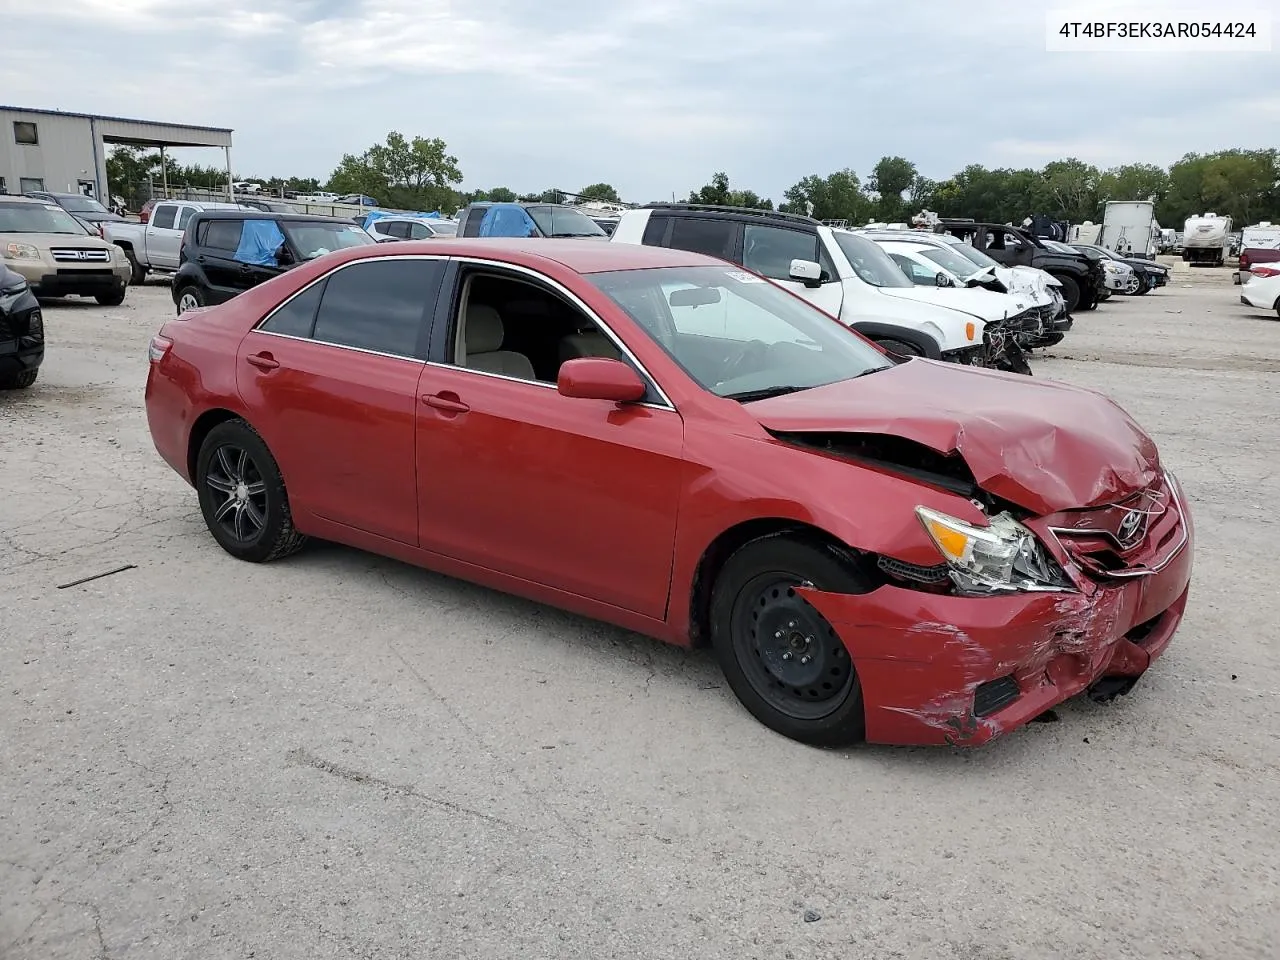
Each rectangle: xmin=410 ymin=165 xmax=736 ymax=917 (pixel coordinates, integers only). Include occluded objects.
xmin=610 ymin=204 xmax=1027 ymax=368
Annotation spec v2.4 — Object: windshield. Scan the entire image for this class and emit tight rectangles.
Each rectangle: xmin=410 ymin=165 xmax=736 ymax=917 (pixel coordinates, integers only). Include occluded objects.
xmin=282 ymin=221 xmax=376 ymax=259
xmin=587 ymin=265 xmax=893 ymax=400
xmin=914 ymin=245 xmax=992 ymax=279
xmin=56 ymin=195 xmax=110 ymax=215
xmin=939 ymin=238 xmax=1001 ymax=270
xmin=0 ymin=202 xmax=91 ymax=235
xmin=832 ymin=232 xmax=914 ymax=287
xmin=1043 ymin=239 xmax=1077 ymax=254
xmin=526 ymin=205 xmax=607 ymax=238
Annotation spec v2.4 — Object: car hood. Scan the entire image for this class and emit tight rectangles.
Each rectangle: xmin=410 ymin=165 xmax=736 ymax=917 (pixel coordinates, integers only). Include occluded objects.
xmin=0 ymin=231 xmax=116 ymax=249
xmin=748 ymin=359 xmax=1160 ymax=515
xmin=879 ymin=285 xmax=1030 ymax=321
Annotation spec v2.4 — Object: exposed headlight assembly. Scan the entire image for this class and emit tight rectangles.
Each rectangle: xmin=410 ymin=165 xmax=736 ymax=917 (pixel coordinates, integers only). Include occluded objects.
xmin=916 ymin=506 xmax=1075 ymax=594
xmin=4 ymin=242 xmax=40 ymax=261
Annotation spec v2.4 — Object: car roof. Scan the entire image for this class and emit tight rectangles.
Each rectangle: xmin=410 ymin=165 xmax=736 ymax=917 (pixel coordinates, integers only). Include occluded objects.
xmin=337 ymin=237 xmax=728 ymax=274
xmin=1 ymin=196 xmax=49 ymax=206
xmin=190 ymin=210 xmax=353 ymax=223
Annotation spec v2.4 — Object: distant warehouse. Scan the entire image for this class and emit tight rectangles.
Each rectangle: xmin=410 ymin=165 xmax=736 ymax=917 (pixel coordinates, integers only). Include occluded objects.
xmin=0 ymin=105 xmax=233 ymax=202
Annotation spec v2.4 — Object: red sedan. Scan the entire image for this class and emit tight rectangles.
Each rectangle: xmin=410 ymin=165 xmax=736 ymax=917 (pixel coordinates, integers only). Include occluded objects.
xmin=145 ymin=239 xmax=1194 ymax=747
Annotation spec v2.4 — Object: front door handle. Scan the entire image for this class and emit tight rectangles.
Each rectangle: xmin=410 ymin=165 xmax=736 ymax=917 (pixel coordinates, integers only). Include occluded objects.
xmin=239 ymin=264 xmax=253 ymax=274
xmin=421 ymin=392 xmax=469 ymax=414
xmin=245 ymin=353 xmax=279 ymax=370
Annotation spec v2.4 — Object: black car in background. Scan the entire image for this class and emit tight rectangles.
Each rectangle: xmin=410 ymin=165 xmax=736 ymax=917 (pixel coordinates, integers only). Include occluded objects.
xmin=0 ymin=263 xmax=44 ymax=389
xmin=172 ymin=211 xmax=376 ymax=314
xmin=933 ymin=220 xmax=1105 ymax=314
xmin=1072 ymin=243 xmax=1170 ymax=295
xmin=24 ymin=191 xmax=126 ymax=233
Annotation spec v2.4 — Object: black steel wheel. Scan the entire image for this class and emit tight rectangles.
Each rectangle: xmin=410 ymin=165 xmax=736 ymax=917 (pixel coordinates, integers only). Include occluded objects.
xmin=196 ymin=419 xmax=307 ymax=563
xmin=710 ymin=536 xmax=868 ymax=746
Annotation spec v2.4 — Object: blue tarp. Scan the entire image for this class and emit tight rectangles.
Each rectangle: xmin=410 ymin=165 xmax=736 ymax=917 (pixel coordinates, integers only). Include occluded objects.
xmin=234 ymin=219 xmax=286 ymax=266
xmin=361 ymin=209 xmax=443 ymax=230
xmin=479 ymin=204 xmax=538 ymax=238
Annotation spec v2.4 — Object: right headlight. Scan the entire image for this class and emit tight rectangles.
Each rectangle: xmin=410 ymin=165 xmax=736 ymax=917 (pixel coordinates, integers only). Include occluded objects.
xmin=916 ymin=506 xmax=1075 ymax=594
xmin=4 ymin=242 xmax=40 ymax=261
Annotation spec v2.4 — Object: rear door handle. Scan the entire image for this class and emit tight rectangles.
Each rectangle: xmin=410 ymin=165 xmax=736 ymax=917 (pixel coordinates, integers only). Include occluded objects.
xmin=421 ymin=393 xmax=469 ymax=414
xmin=245 ymin=353 xmax=279 ymax=370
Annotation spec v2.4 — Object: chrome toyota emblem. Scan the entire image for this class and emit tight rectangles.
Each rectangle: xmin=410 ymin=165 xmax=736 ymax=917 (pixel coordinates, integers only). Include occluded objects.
xmin=1116 ymin=509 xmax=1145 ymax=546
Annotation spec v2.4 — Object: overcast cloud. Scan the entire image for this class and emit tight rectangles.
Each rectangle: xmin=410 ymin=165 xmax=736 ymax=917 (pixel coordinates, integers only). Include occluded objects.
xmin=3 ymin=0 xmax=1277 ymax=201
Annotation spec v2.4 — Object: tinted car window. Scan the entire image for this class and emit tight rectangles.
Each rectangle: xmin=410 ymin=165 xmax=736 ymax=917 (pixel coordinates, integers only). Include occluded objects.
xmin=641 ymin=215 xmax=669 ymax=246
xmin=311 ymin=259 xmax=443 ymax=356
xmin=201 ymin=219 xmax=244 ymax=252
xmin=177 ymin=206 xmax=197 ymax=230
xmin=152 ymin=205 xmax=177 ymax=230
xmin=261 ymin=281 xmax=324 ymax=337
xmin=409 ymin=222 xmax=434 ymax=240
xmin=667 ymin=218 xmax=736 ymax=260
xmin=742 ymin=225 xmax=820 ymax=281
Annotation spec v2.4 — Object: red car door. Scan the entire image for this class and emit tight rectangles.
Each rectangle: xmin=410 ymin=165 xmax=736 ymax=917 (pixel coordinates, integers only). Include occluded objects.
xmin=236 ymin=257 xmax=446 ymax=544
xmin=414 ymin=275 xmax=686 ymax=620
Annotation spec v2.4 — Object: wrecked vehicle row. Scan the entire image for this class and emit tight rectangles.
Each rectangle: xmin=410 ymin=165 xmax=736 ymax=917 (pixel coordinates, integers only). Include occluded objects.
xmin=144 ymin=238 xmax=1194 ymax=748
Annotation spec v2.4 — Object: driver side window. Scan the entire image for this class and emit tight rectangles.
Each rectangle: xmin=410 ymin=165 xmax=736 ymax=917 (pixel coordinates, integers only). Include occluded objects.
xmin=887 ymin=253 xmax=935 ymax=285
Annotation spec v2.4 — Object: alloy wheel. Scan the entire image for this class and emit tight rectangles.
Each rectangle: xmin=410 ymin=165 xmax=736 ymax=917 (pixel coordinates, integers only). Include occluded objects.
xmin=204 ymin=444 xmax=268 ymax=543
xmin=179 ymin=292 xmax=201 ymax=313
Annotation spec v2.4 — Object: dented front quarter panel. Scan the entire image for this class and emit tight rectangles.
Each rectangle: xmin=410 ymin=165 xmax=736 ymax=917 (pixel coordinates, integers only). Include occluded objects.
xmin=796 ymin=507 xmax=1194 ymax=747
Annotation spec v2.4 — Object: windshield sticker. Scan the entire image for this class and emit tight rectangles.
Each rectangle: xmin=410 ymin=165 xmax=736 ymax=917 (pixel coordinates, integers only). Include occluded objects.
xmin=725 ymin=270 xmax=764 ymax=284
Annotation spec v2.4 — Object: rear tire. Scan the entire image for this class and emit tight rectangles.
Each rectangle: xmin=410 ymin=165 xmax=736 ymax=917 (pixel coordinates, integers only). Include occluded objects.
xmin=1054 ymin=274 xmax=1080 ymax=314
xmin=710 ymin=535 xmax=868 ymax=746
xmin=195 ymin=419 xmax=308 ymax=563
xmin=0 ymin=368 xmax=38 ymax=390
xmin=176 ymin=285 xmax=206 ymax=315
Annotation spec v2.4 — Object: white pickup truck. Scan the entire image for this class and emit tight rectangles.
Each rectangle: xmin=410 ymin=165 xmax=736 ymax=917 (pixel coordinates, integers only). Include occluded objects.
xmin=104 ymin=200 xmax=249 ymax=284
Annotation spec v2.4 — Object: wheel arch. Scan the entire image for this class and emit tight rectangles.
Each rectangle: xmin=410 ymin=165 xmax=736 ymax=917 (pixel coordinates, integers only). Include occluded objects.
xmin=848 ymin=322 xmax=942 ymax=360
xmin=686 ymin=518 xmax=880 ymax=649
xmin=187 ymin=408 xmax=252 ymax=485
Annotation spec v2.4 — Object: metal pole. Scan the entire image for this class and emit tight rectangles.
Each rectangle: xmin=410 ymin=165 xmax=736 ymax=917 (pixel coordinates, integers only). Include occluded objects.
xmin=160 ymin=145 xmax=169 ymax=198
xmin=225 ymin=145 xmax=233 ymax=200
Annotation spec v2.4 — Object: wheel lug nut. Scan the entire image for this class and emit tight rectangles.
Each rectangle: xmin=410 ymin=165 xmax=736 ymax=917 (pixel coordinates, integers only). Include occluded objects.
xmin=788 ymin=620 xmax=798 ymax=629
xmin=774 ymin=631 xmax=784 ymax=640
xmin=800 ymin=655 xmax=812 ymax=665
xmin=782 ymin=652 xmax=793 ymax=661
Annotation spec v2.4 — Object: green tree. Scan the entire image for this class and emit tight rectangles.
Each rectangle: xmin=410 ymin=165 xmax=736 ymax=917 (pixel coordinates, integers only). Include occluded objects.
xmin=328 ymin=130 xmax=463 ymax=211
xmin=868 ymin=156 xmax=918 ymax=220
xmin=781 ymin=169 xmax=869 ymax=222
xmin=467 ymin=187 xmax=519 ymax=203
xmin=687 ymin=172 xmax=772 ymax=209
xmin=105 ymin=145 xmax=161 ymax=197
xmin=1098 ymin=163 xmax=1168 ymax=206
xmin=576 ymin=183 xmax=621 ymax=203
xmin=1040 ymin=158 xmax=1101 ymax=222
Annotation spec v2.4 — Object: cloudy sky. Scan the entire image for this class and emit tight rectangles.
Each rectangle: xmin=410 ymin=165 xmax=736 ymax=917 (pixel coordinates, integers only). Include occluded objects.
xmin=3 ymin=0 xmax=1277 ymax=202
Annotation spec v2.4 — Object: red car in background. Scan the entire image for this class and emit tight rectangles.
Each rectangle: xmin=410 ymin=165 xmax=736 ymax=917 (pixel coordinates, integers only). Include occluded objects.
xmin=144 ymin=239 xmax=1194 ymax=747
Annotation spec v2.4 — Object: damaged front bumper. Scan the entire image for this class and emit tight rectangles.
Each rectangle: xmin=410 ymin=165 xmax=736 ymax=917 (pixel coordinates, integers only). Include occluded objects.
xmin=798 ymin=489 xmax=1194 ymax=747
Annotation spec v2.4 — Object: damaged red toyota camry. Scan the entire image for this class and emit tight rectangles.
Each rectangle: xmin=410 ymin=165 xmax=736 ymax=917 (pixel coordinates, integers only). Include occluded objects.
xmin=145 ymin=239 xmax=1194 ymax=747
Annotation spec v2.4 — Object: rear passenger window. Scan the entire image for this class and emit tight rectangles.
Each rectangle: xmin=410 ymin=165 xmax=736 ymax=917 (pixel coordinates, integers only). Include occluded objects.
xmin=641 ymin=215 xmax=669 ymax=246
xmin=151 ymin=205 xmax=177 ymax=230
xmin=668 ymin=218 xmax=736 ymax=260
xmin=409 ymin=222 xmax=434 ymax=240
xmin=261 ymin=282 xmax=324 ymax=337
xmin=202 ymin=219 xmax=244 ymax=252
xmin=311 ymin=259 xmax=444 ymax=357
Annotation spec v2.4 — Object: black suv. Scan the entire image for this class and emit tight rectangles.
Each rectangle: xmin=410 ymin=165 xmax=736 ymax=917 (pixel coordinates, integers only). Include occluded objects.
xmin=0 ymin=262 xmax=44 ymax=389
xmin=933 ymin=220 xmax=1104 ymax=314
xmin=172 ymin=211 xmax=376 ymax=314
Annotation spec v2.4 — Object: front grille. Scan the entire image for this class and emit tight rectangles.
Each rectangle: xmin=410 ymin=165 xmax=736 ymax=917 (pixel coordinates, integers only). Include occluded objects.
xmin=50 ymin=248 xmax=111 ymax=262
xmin=1050 ymin=474 xmax=1186 ymax=581
xmin=878 ymin=555 xmax=949 ymax=584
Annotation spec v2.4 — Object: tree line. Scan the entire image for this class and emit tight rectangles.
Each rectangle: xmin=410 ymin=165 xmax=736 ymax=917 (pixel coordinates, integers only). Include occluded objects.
xmin=107 ymin=134 xmax=1280 ymax=228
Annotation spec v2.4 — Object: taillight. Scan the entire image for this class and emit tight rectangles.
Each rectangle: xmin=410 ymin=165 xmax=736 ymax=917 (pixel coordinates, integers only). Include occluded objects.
xmin=140 ymin=210 xmax=150 ymax=224
xmin=148 ymin=334 xmax=173 ymax=363
xmin=1240 ymin=252 xmax=1251 ymax=269
xmin=1251 ymin=266 xmax=1280 ymax=279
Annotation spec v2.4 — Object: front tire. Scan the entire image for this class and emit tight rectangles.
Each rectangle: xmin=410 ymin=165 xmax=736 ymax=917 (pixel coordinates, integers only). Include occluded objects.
xmin=124 ymin=249 xmax=147 ymax=286
xmin=96 ymin=286 xmax=126 ymax=306
xmin=1054 ymin=275 xmax=1081 ymax=313
xmin=196 ymin=420 xmax=307 ymax=563
xmin=710 ymin=536 xmax=868 ymax=746
xmin=875 ymin=338 xmax=923 ymax=360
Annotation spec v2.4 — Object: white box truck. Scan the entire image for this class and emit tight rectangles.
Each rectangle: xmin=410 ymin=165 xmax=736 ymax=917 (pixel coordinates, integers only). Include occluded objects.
xmin=1183 ymin=213 xmax=1232 ymax=266
xmin=1099 ymin=201 xmax=1157 ymax=259
xmin=1069 ymin=220 xmax=1102 ymax=245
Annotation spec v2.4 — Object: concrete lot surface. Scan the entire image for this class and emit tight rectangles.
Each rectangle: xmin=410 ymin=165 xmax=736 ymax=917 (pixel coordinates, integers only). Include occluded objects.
xmin=2 ymin=269 xmax=1278 ymax=959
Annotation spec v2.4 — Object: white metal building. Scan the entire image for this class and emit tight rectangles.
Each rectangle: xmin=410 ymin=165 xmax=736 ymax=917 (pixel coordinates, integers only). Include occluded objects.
xmin=0 ymin=105 xmax=233 ymax=201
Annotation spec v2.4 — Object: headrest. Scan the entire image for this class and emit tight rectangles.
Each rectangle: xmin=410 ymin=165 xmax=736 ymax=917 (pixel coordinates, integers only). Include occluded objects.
xmin=465 ymin=304 xmax=504 ymax=353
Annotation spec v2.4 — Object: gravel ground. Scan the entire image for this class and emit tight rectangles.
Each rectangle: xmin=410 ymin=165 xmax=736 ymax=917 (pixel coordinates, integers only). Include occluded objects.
xmin=2 ymin=264 xmax=1278 ymax=960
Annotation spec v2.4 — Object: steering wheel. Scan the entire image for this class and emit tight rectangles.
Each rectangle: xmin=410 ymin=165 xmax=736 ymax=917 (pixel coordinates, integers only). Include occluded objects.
xmin=717 ymin=339 xmax=770 ymax=387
